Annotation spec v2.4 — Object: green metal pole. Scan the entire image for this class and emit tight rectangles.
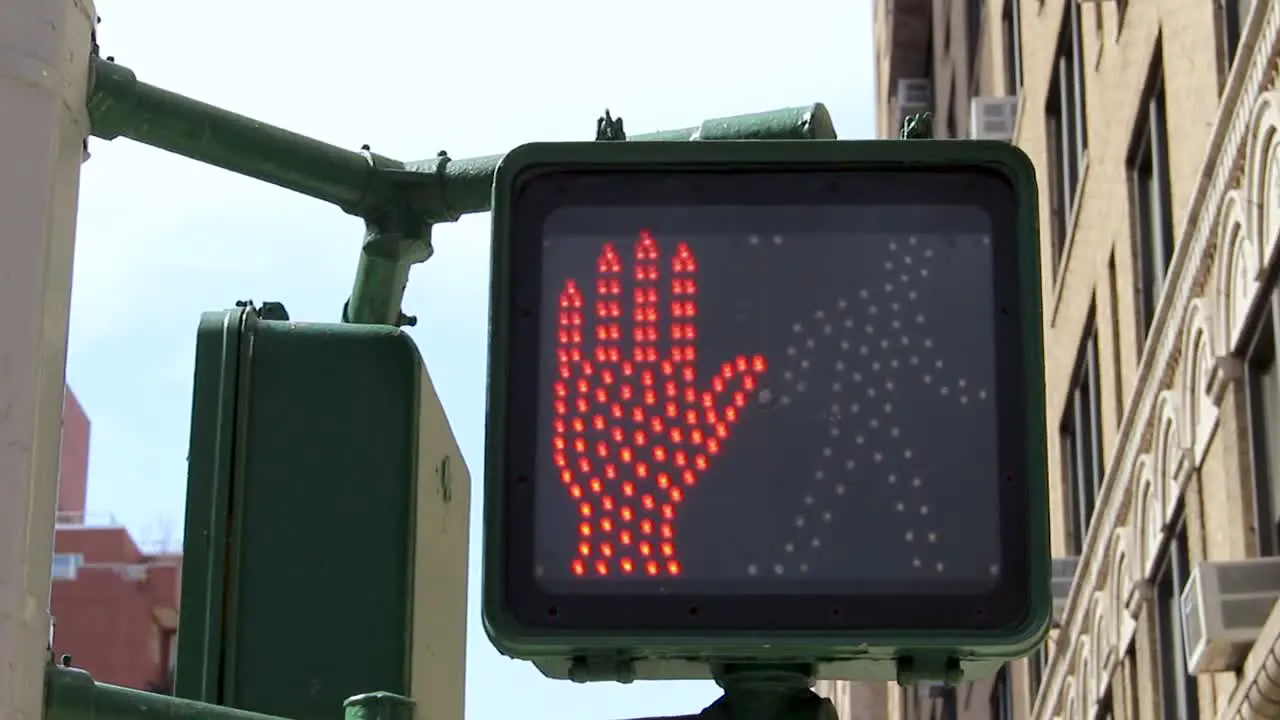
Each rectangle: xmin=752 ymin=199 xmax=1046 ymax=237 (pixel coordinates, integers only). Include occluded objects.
xmin=85 ymin=55 xmax=839 ymax=326
xmin=44 ymin=663 xmax=291 ymax=720
xmin=88 ymin=57 xmax=376 ymax=213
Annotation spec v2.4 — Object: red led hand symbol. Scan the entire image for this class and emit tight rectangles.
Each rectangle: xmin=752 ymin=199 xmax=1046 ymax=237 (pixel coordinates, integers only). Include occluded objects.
xmin=552 ymin=231 xmax=767 ymax=579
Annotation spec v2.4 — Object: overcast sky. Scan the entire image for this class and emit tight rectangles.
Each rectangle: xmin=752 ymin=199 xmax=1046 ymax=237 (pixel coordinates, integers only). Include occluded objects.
xmin=70 ymin=1 xmax=875 ymax=717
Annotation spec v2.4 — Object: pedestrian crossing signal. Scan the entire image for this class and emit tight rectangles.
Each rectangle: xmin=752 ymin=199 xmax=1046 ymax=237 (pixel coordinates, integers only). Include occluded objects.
xmin=482 ymin=139 xmax=1052 ymax=683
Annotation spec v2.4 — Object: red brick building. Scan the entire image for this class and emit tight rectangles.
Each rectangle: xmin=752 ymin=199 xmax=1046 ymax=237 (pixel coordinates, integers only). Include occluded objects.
xmin=50 ymin=388 xmax=183 ymax=692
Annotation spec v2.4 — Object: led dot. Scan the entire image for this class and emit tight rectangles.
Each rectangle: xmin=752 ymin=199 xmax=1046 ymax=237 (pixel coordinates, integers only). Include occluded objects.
xmin=845 ymin=459 xmax=855 ymax=470
xmin=859 ymin=289 xmax=869 ymax=298
xmin=837 ymin=298 xmax=848 ymax=309
xmin=912 ymin=557 xmax=922 ymax=567
xmin=822 ymin=511 xmax=832 ymax=522
xmin=773 ymin=235 xmax=784 ymax=245
xmin=912 ymin=476 xmax=921 ymax=487
xmin=830 ymin=427 xmax=840 ymax=437
xmin=759 ymin=389 xmax=774 ymax=403
xmin=935 ymin=561 xmax=944 ymax=571
xmin=749 ymin=235 xmax=761 ymax=245
xmin=835 ymin=484 xmax=846 ymax=495
xmin=800 ymin=564 xmax=810 ymax=573
xmin=979 ymin=389 xmax=989 ymax=400
xmin=784 ymin=542 xmax=795 ymax=553
xmin=941 ymin=387 xmax=950 ymax=396
xmin=904 ymin=449 xmax=913 ymax=459
xmin=855 ymin=435 xmax=865 ymax=444
xmin=989 ymin=564 xmax=1000 ymax=575
xmin=804 ymin=495 xmax=815 ymax=505
xmin=811 ymin=537 xmax=821 ymax=547
xmin=928 ymin=532 xmax=937 ymax=543
xmin=896 ymin=502 xmax=905 ymax=512
xmin=888 ymin=474 xmax=897 ymax=484
xmin=874 ymin=452 xmax=883 ymax=463
xmin=815 ymin=310 xmax=824 ymax=319
xmin=815 ymin=470 xmax=824 ymax=480
xmin=747 ymin=564 xmax=759 ymax=576
xmin=905 ymin=530 xmax=915 ymax=541
xmin=822 ymin=447 xmax=833 ymax=457
xmin=920 ymin=505 xmax=929 ymax=515
xmin=800 ymin=360 xmax=810 ymax=370
xmin=795 ymin=516 xmax=806 ymax=528
xmin=823 ymin=325 xmax=832 ymax=335
xmin=793 ymin=324 xmax=802 ymax=333
xmin=780 ymin=395 xmax=791 ymax=405
xmin=774 ymin=564 xmax=785 ymax=575
xmin=797 ymin=382 xmax=808 ymax=392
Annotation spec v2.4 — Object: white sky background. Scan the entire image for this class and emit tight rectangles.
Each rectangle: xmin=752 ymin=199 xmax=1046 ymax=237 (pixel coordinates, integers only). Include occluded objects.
xmin=70 ymin=1 xmax=875 ymax=717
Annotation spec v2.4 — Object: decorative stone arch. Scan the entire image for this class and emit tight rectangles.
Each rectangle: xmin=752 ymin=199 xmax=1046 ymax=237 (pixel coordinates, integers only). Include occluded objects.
xmin=1110 ymin=531 xmax=1133 ymax=644
xmin=1182 ymin=301 xmax=1219 ymax=462
xmin=1245 ymin=91 xmax=1280 ymax=263
xmin=1215 ymin=189 xmax=1255 ymax=351
xmin=1152 ymin=391 xmax=1189 ymax=519
xmin=1135 ymin=455 xmax=1162 ymax=578
xmin=1089 ymin=592 xmax=1110 ymax=690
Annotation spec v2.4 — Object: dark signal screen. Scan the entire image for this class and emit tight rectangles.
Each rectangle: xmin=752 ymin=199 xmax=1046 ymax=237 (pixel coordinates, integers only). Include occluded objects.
xmin=531 ymin=204 xmax=1005 ymax=597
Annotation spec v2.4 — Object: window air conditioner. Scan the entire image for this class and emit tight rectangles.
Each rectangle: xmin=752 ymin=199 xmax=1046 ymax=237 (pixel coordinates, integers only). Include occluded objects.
xmin=1181 ymin=556 xmax=1280 ymax=674
xmin=969 ymin=96 xmax=1019 ymax=141
xmin=1051 ymin=556 xmax=1080 ymax=626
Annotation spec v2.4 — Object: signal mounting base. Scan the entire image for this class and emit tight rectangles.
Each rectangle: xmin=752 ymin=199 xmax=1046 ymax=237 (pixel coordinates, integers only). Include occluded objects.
xmin=613 ymin=664 xmax=836 ymax=720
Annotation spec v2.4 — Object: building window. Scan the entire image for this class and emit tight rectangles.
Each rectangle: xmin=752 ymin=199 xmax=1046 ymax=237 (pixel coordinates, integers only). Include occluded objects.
xmin=1129 ymin=51 xmax=1173 ymax=342
xmin=1154 ymin=509 xmax=1200 ymax=720
xmin=989 ymin=664 xmax=1013 ymax=719
xmin=1028 ymin=644 xmax=1048 ymax=710
xmin=1044 ymin=0 xmax=1089 ymax=270
xmin=1218 ymin=0 xmax=1254 ymax=75
xmin=1063 ymin=317 xmax=1104 ymax=553
xmin=51 ymin=553 xmax=82 ymax=581
xmin=1246 ymin=293 xmax=1280 ymax=554
xmin=1001 ymin=0 xmax=1023 ymax=95
xmin=1096 ymin=691 xmax=1115 ymax=720
xmin=969 ymin=0 xmax=986 ymax=78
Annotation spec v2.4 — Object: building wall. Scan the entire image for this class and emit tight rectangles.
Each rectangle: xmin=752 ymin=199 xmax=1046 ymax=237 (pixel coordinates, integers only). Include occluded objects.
xmin=58 ymin=387 xmax=89 ymax=519
xmin=51 ymin=526 xmax=182 ymax=691
xmin=871 ymin=0 xmax=1280 ymax=719
xmin=816 ymin=679 xmax=888 ymax=720
xmin=50 ymin=389 xmax=183 ymax=692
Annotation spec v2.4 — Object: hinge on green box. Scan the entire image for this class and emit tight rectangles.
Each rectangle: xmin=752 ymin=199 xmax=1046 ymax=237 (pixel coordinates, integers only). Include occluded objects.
xmin=895 ymin=654 xmax=963 ymax=686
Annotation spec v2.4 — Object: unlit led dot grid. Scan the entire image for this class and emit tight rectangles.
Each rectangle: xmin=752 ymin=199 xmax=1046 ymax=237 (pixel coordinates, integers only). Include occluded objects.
xmin=753 ymin=235 xmax=996 ymax=578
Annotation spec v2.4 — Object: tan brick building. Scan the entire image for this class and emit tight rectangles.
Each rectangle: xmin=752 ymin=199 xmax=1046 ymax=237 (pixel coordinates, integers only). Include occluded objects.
xmin=866 ymin=0 xmax=1280 ymax=718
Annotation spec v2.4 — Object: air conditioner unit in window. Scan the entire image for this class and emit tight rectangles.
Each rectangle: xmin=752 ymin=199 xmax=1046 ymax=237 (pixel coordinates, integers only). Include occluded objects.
xmin=1182 ymin=557 xmax=1280 ymax=674
xmin=895 ymin=78 xmax=932 ymax=109
xmin=969 ymin=96 xmax=1019 ymax=141
xmin=1051 ymin=556 xmax=1080 ymax=625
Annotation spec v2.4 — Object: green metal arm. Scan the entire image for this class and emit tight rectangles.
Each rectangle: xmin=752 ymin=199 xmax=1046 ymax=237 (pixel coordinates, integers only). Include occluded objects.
xmin=85 ymin=56 xmax=837 ymax=326
xmin=45 ymin=662 xmax=414 ymax=720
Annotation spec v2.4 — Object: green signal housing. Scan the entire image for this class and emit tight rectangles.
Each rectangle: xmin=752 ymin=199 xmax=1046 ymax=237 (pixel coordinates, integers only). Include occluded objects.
xmin=176 ymin=304 xmax=470 ymax=719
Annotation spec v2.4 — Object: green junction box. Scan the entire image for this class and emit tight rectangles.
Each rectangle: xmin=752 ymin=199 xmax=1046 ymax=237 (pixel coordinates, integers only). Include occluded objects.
xmin=174 ymin=304 xmax=471 ymax=719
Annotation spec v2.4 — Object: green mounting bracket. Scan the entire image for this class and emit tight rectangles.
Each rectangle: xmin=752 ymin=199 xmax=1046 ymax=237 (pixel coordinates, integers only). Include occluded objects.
xmin=899 ymin=112 xmax=934 ymax=139
xmin=85 ymin=53 xmax=837 ymax=326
